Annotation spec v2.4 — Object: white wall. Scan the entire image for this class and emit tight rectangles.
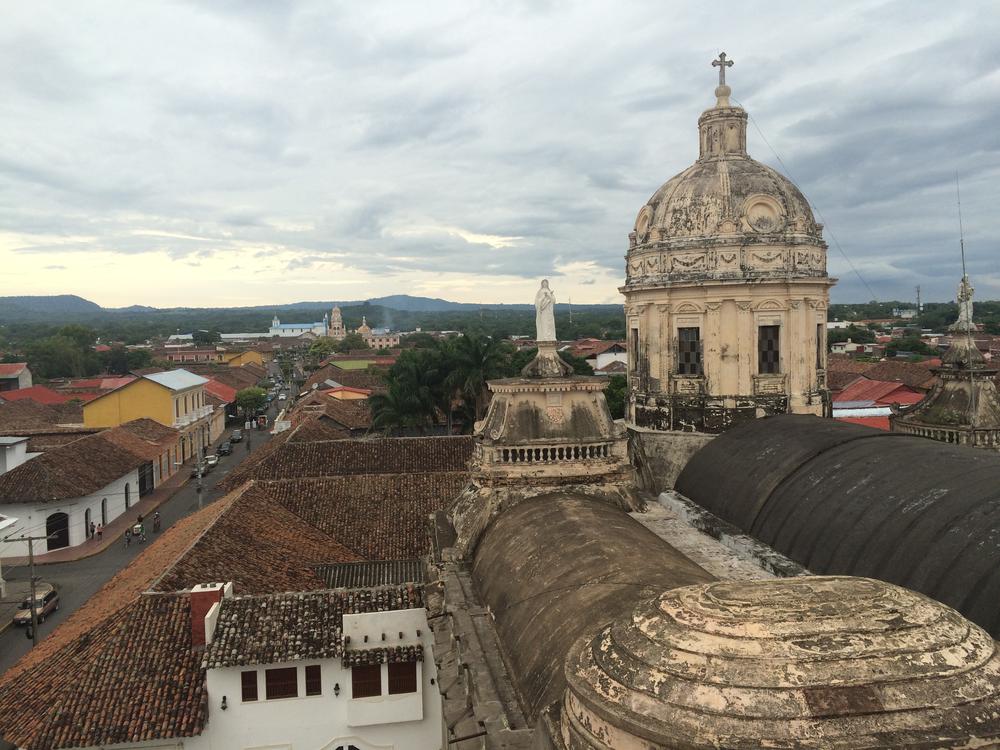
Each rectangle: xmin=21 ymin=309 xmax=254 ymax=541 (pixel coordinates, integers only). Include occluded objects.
xmin=0 ymin=439 xmax=29 ymax=474
xmin=189 ymin=609 xmax=443 ymax=750
xmin=0 ymin=469 xmax=139 ymax=559
xmin=594 ymin=350 xmax=628 ymax=370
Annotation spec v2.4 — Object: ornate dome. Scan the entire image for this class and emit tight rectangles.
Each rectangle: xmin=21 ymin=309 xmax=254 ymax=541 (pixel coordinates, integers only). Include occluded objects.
xmin=630 ymin=66 xmax=824 ymax=252
xmin=563 ymin=576 xmax=1000 ymax=748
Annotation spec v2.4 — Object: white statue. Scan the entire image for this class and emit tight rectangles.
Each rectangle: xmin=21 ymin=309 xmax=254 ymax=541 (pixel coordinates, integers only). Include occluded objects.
xmin=535 ymin=279 xmax=557 ymax=342
xmin=952 ymin=274 xmax=978 ymax=332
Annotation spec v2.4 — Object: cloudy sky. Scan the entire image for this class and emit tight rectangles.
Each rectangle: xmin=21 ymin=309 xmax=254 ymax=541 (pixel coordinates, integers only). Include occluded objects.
xmin=1 ymin=1 xmax=998 ymax=308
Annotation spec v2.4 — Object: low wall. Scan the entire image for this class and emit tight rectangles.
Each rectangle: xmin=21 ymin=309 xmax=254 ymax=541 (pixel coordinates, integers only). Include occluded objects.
xmin=628 ymin=425 xmax=714 ymax=493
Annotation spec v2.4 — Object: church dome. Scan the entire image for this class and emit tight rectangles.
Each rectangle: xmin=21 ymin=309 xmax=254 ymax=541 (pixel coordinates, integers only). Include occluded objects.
xmin=563 ymin=576 xmax=1000 ymax=748
xmin=629 ymin=58 xmax=824 ymax=255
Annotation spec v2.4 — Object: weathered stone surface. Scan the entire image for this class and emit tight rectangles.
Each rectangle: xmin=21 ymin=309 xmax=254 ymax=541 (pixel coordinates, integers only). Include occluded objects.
xmin=676 ymin=414 xmax=1000 ymax=637
xmin=622 ymin=63 xmax=832 ymax=433
xmin=472 ymin=493 xmax=713 ymax=722
xmin=562 ymin=576 xmax=1000 ymax=748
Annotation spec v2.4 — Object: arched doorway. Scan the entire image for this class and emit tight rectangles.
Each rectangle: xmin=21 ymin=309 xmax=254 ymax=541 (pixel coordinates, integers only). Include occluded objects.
xmin=102 ymin=498 xmax=108 ymax=525
xmin=124 ymin=483 xmax=131 ymax=510
xmin=84 ymin=508 xmax=91 ymax=538
xmin=46 ymin=513 xmax=70 ymax=551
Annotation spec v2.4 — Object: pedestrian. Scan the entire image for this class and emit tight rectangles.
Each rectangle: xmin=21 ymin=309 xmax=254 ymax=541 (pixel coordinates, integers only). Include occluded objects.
xmin=153 ymin=511 xmax=161 ymax=533
xmin=124 ymin=527 xmax=131 ymax=549
xmin=89 ymin=520 xmax=96 ymax=539
xmin=139 ymin=523 xmax=146 ymax=543
xmin=96 ymin=523 xmax=103 ymax=541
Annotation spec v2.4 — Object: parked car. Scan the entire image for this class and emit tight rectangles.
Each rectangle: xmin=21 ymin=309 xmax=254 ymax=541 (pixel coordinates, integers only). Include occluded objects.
xmin=278 ymin=393 xmax=287 ymax=402
xmin=13 ymin=583 xmax=59 ymax=625
xmin=230 ymin=429 xmax=243 ymax=443
xmin=190 ymin=460 xmax=212 ymax=478
xmin=217 ymin=441 xmax=232 ymax=456
xmin=205 ymin=454 xmax=219 ymax=468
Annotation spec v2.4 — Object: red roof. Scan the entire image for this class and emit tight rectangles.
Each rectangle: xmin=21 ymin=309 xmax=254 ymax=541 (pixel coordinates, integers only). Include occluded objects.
xmin=834 ymin=378 xmax=925 ymax=406
xmin=0 ymin=363 xmax=27 ymax=377
xmin=204 ymin=378 xmax=237 ymax=404
xmin=0 ymin=385 xmax=73 ymax=405
xmin=94 ymin=344 xmax=112 ymax=352
xmin=837 ymin=416 xmax=891 ymax=431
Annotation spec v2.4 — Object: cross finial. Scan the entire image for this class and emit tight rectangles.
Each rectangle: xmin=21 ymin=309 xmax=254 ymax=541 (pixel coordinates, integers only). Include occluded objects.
xmin=712 ymin=52 xmax=734 ymax=86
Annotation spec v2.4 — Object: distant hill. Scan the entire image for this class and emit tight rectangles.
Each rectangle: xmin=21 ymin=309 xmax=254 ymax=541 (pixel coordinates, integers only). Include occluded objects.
xmin=0 ymin=293 xmax=620 ymax=324
xmin=0 ymin=294 xmax=102 ymax=319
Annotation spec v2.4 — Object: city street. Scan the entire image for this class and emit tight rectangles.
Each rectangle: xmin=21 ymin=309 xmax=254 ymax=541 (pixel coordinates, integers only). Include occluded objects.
xmin=0 ymin=399 xmax=280 ymax=676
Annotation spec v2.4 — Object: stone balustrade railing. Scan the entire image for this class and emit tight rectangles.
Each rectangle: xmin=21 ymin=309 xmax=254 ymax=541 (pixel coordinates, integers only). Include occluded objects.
xmin=484 ymin=442 xmax=617 ymax=465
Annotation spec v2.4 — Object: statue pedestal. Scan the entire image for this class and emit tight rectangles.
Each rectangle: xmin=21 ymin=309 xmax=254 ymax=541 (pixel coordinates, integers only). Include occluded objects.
xmin=521 ymin=341 xmax=573 ymax=378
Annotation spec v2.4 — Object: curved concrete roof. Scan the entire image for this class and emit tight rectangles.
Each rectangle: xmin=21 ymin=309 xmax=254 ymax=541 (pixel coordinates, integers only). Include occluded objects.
xmin=472 ymin=493 xmax=712 ymax=719
xmin=675 ymin=414 xmax=1000 ymax=636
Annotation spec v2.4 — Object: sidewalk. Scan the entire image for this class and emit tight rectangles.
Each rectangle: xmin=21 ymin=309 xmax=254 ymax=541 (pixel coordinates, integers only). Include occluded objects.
xmin=2 ymin=467 xmax=191 ymax=567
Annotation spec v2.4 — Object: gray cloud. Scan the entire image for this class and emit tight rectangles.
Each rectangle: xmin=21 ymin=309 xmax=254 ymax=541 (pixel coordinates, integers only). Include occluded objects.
xmin=1 ymin=0 xmax=999 ymax=304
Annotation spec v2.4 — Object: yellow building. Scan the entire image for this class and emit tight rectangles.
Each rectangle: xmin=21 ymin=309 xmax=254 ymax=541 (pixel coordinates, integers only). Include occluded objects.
xmin=83 ymin=370 xmax=216 ymax=462
xmin=223 ymin=350 xmax=264 ymax=367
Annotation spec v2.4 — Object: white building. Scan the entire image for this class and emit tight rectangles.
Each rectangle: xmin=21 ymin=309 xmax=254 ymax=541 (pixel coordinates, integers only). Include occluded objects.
xmin=0 ymin=363 xmax=32 ymax=392
xmin=187 ymin=584 xmax=444 ymax=750
xmin=270 ymin=313 xmax=329 ymax=338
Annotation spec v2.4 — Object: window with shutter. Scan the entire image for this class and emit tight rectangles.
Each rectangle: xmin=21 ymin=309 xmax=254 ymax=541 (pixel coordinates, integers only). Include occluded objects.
xmin=758 ymin=325 xmax=781 ymax=374
xmin=241 ymin=670 xmax=258 ymax=702
xmin=387 ymin=661 xmax=418 ymax=694
xmin=352 ymin=664 xmax=381 ymax=698
xmin=265 ymin=667 xmax=298 ymax=699
xmin=305 ymin=664 xmax=322 ymax=696
xmin=677 ymin=327 xmax=703 ymax=375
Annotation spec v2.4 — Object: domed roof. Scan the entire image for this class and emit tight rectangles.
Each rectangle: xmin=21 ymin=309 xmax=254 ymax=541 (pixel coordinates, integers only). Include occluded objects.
xmin=636 ymin=156 xmax=820 ymax=244
xmin=564 ymin=576 xmax=1000 ymax=748
xmin=631 ymin=71 xmax=823 ymax=249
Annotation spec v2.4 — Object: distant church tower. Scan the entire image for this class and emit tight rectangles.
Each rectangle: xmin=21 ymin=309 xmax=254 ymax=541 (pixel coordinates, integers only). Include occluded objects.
xmin=621 ymin=54 xmax=833 ymax=433
xmin=329 ymin=306 xmax=346 ymax=340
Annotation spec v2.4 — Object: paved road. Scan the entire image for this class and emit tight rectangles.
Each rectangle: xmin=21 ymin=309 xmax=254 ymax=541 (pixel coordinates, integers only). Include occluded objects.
xmin=0 ymin=404 xmax=279 ymax=676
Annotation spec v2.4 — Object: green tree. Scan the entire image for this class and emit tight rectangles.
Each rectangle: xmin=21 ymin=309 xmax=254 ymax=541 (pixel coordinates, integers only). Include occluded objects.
xmin=449 ymin=334 xmax=512 ymax=420
xmin=25 ymin=334 xmax=101 ymax=378
xmin=603 ymin=375 xmax=627 ymax=420
xmin=827 ymin=325 xmax=876 ymax=348
xmin=402 ymin=332 xmax=437 ymax=349
xmin=58 ymin=324 xmax=97 ymax=350
xmin=335 ymin=332 xmax=369 ymax=352
xmin=126 ymin=348 xmax=152 ymax=371
xmin=885 ymin=336 xmax=936 ymax=357
xmin=192 ymin=329 xmax=222 ymax=345
xmin=235 ymin=386 xmax=268 ymax=415
xmin=103 ymin=345 xmax=130 ymax=375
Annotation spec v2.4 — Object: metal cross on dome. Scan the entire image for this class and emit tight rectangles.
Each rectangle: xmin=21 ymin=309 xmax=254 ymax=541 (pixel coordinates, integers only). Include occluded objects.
xmin=712 ymin=52 xmax=734 ymax=86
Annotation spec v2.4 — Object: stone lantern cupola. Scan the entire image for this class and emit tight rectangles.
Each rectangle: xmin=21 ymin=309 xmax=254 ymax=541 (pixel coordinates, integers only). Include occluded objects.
xmin=621 ymin=54 xmax=835 ymax=434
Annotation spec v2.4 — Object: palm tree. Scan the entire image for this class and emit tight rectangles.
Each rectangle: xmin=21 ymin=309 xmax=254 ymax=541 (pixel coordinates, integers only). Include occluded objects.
xmin=448 ymin=334 xmax=512 ymax=422
xmin=371 ymin=350 xmax=441 ymax=434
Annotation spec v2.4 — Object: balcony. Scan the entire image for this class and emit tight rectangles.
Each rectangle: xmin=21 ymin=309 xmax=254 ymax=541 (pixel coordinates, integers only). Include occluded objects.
xmin=485 ymin=442 xmax=617 ymax=465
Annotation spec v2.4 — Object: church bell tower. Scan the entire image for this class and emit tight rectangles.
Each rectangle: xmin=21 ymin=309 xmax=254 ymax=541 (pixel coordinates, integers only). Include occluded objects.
xmin=621 ymin=54 xmax=834 ymax=433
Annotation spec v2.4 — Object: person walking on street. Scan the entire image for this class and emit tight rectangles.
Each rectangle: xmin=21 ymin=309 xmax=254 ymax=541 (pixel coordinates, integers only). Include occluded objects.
xmin=96 ymin=523 xmax=103 ymax=541
xmin=124 ymin=527 xmax=132 ymax=549
xmin=138 ymin=522 xmax=146 ymax=543
xmin=89 ymin=520 xmax=96 ymax=539
xmin=153 ymin=511 xmax=161 ymax=533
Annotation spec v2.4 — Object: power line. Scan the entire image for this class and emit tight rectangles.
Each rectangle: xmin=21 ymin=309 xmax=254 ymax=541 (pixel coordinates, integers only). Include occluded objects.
xmin=735 ymin=100 xmax=880 ymax=303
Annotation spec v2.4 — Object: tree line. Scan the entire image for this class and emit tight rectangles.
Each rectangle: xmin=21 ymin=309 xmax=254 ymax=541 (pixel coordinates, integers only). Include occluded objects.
xmin=369 ymin=334 xmax=608 ymax=435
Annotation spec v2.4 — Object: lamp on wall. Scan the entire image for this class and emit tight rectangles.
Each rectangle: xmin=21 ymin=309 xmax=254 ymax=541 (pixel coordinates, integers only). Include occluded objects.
xmin=220 ymin=696 xmax=228 ymax=711
xmin=333 ymin=683 xmax=341 ymax=697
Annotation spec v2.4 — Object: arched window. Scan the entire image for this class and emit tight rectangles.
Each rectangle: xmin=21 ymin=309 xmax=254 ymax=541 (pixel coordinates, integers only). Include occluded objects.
xmin=46 ymin=513 xmax=69 ymax=551
xmin=84 ymin=508 xmax=92 ymax=537
xmin=102 ymin=498 xmax=108 ymax=525
xmin=124 ymin=483 xmax=131 ymax=509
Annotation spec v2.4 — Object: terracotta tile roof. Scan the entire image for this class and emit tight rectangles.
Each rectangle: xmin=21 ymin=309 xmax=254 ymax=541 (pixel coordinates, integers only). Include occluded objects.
xmin=0 ymin=363 xmax=27 ymax=377
xmin=0 ymin=385 xmax=72 ymax=405
xmin=203 ymin=378 xmax=237 ymax=403
xmin=98 ymin=421 xmax=179 ymax=461
xmin=0 ymin=499 xmax=232 ymax=747
xmin=0 ymin=430 xmax=147 ymax=503
xmin=318 ymin=398 xmax=372 ymax=430
xmin=836 ymin=416 xmax=891 ymax=431
xmin=117 ymin=417 xmax=179 ymax=447
xmin=861 ymin=361 xmax=938 ymax=390
xmin=203 ymin=586 xmax=423 ymax=669
xmin=26 ymin=432 xmax=97 ymax=452
xmin=834 ymin=378 xmax=926 ymax=406
xmin=826 ymin=356 xmax=873 ymax=375
xmin=152 ymin=483 xmax=360 ymax=595
xmin=219 ymin=436 xmax=473 ymax=490
xmin=0 ymin=398 xmax=62 ymax=429
xmin=827 ymin=371 xmax=864 ymax=392
xmin=256 ymin=472 xmax=468 ymax=560
xmin=286 ymin=415 xmax=350 ymax=441
xmin=315 ymin=559 xmax=425 ymax=589
xmin=304 ymin=363 xmax=386 ymax=393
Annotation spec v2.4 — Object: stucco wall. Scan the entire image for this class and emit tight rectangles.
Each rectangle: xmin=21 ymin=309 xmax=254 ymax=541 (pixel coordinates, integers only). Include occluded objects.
xmin=629 ymin=426 xmax=714 ymax=493
xmin=0 ymin=469 xmax=139 ymax=558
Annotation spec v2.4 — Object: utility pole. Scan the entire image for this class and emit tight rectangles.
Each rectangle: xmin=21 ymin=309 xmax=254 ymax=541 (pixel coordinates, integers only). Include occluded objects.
xmin=1 ymin=533 xmax=51 ymax=647
xmin=916 ymin=285 xmax=921 ymax=314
